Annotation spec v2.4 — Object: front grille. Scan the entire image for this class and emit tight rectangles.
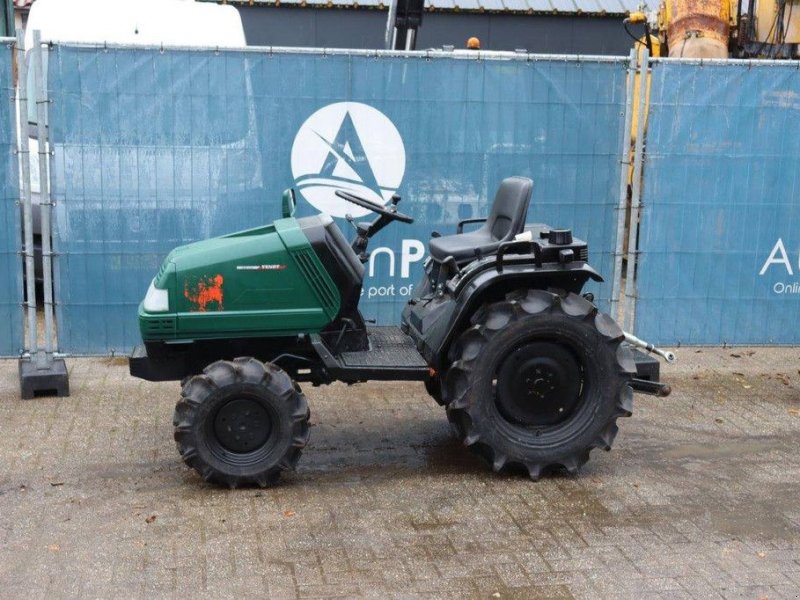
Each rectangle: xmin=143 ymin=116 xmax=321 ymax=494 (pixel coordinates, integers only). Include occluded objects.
xmin=143 ymin=317 xmax=176 ymax=336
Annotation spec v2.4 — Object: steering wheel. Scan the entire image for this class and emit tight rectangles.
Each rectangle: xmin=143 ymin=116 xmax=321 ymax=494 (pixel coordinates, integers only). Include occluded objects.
xmin=335 ymin=190 xmax=414 ymax=224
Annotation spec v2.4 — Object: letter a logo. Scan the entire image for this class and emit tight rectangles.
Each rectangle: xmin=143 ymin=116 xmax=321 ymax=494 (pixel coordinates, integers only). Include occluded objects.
xmin=291 ymin=102 xmax=406 ymax=218
xmin=759 ymin=238 xmax=794 ymax=276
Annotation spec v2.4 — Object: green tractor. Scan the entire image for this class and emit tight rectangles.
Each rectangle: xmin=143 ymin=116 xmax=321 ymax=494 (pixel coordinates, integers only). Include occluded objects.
xmin=130 ymin=177 xmax=673 ymax=487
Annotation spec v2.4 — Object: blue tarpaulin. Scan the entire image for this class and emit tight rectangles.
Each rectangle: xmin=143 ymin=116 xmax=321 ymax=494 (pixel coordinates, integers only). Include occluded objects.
xmin=635 ymin=61 xmax=800 ymax=345
xmin=0 ymin=41 xmax=21 ymax=356
xmin=47 ymin=45 xmax=628 ymax=354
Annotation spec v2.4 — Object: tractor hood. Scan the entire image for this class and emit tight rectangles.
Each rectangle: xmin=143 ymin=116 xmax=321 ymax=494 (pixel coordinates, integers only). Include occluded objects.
xmin=139 ymin=217 xmax=341 ymax=341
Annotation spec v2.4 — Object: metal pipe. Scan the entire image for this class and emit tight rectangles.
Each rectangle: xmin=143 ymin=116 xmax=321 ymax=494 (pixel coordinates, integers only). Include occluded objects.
xmin=610 ymin=49 xmax=638 ymax=321
xmin=630 ymin=377 xmax=672 ymax=396
xmin=16 ymin=30 xmax=37 ymax=354
xmin=649 ymin=56 xmax=800 ymax=64
xmin=405 ymin=29 xmax=416 ymax=51
xmin=28 ymin=37 xmax=800 ymax=66
xmin=32 ymin=30 xmax=55 ymax=354
xmin=385 ymin=0 xmax=398 ymax=50
xmin=40 ymin=40 xmax=631 ymax=64
xmin=624 ymin=331 xmax=676 ymax=363
xmin=623 ymin=49 xmax=649 ymax=334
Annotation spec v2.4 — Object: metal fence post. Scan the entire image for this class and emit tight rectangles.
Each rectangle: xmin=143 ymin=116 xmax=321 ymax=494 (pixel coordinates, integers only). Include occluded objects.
xmin=15 ymin=30 xmax=36 ymax=355
xmin=17 ymin=31 xmax=69 ymax=399
xmin=609 ymin=48 xmax=637 ymax=322
xmin=32 ymin=30 xmax=55 ymax=354
xmin=622 ymin=49 xmax=650 ymax=333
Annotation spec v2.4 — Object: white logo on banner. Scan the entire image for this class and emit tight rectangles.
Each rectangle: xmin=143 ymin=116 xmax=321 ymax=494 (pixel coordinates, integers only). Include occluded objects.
xmin=759 ymin=238 xmax=800 ymax=294
xmin=290 ymin=102 xmax=406 ymax=219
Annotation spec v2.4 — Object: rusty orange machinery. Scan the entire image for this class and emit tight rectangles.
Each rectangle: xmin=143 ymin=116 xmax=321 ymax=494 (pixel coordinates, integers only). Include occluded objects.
xmin=658 ymin=0 xmax=734 ymax=57
xmin=624 ymin=2 xmax=731 ymax=58
xmin=624 ymin=0 xmax=800 ymax=59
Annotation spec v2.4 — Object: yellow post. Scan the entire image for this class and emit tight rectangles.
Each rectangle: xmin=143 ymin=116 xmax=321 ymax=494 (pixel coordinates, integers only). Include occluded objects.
xmin=629 ymin=35 xmax=659 ymax=174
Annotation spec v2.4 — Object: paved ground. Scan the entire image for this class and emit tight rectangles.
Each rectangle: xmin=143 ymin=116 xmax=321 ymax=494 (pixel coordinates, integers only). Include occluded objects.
xmin=0 ymin=348 xmax=799 ymax=599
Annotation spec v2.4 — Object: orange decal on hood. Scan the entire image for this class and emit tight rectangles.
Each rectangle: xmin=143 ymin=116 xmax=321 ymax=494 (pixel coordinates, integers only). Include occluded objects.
xmin=184 ymin=274 xmax=224 ymax=312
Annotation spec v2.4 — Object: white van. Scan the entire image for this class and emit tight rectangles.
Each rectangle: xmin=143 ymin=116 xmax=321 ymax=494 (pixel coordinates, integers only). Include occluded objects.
xmin=24 ymin=0 xmax=245 ymax=50
xmin=23 ymin=0 xmax=250 ymax=283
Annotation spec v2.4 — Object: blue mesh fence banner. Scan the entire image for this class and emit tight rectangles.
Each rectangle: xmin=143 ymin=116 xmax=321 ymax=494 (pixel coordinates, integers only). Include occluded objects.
xmin=47 ymin=45 xmax=628 ymax=354
xmin=635 ymin=61 xmax=800 ymax=345
xmin=0 ymin=40 xmax=21 ymax=356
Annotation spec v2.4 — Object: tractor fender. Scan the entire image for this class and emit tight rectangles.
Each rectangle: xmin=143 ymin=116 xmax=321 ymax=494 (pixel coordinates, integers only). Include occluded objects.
xmin=432 ymin=261 xmax=603 ymax=367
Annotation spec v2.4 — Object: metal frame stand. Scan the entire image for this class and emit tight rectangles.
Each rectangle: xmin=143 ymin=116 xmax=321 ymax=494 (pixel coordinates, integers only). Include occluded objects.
xmin=16 ymin=29 xmax=69 ymax=399
xmin=622 ymin=49 xmax=650 ymax=334
xmin=609 ymin=49 xmax=638 ymax=321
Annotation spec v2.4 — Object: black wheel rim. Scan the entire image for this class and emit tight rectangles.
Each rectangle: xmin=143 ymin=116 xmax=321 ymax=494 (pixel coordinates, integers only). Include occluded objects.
xmin=211 ymin=396 xmax=275 ymax=456
xmin=494 ymin=341 xmax=583 ymax=427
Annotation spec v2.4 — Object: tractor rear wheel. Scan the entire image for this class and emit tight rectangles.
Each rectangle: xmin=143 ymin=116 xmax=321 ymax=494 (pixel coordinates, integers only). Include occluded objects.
xmin=173 ymin=357 xmax=310 ymax=488
xmin=445 ymin=289 xmax=636 ymax=479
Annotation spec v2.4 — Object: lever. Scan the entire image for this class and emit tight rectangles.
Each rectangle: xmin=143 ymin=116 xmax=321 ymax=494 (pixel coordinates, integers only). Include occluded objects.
xmin=623 ymin=332 xmax=676 ymax=363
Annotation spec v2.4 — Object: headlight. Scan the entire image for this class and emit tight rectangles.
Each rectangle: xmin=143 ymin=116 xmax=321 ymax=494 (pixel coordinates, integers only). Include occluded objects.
xmin=143 ymin=280 xmax=169 ymax=313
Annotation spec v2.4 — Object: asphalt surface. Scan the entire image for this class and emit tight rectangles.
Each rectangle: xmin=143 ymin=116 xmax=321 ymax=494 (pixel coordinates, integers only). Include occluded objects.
xmin=0 ymin=348 xmax=799 ymax=599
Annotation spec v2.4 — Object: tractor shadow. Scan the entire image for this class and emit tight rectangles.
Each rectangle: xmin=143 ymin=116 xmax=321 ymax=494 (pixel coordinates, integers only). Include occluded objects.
xmin=292 ymin=413 xmax=582 ymax=486
xmin=297 ymin=414 xmax=490 ymax=482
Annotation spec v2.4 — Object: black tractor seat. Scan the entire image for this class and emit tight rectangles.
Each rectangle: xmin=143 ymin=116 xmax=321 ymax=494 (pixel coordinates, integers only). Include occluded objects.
xmin=429 ymin=176 xmax=533 ymax=264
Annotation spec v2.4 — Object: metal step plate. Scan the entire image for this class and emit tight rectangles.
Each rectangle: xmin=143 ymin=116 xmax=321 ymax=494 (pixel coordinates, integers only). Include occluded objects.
xmin=340 ymin=326 xmax=428 ymax=368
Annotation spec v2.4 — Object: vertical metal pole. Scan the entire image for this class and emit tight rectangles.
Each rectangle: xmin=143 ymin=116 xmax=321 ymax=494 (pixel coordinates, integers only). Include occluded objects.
xmin=405 ymin=29 xmax=416 ymax=51
xmin=609 ymin=49 xmax=637 ymax=322
xmin=385 ymin=0 xmax=398 ymax=50
xmin=16 ymin=32 xmax=68 ymax=398
xmin=16 ymin=30 xmax=37 ymax=354
xmin=623 ymin=49 xmax=650 ymax=333
xmin=32 ymin=30 xmax=54 ymax=355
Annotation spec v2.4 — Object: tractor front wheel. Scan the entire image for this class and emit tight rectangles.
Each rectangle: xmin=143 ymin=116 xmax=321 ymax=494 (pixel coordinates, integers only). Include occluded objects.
xmin=445 ymin=290 xmax=636 ymax=479
xmin=173 ymin=357 xmax=310 ymax=488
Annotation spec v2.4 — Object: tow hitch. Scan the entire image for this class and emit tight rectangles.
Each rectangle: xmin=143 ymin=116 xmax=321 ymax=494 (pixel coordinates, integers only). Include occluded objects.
xmin=630 ymin=377 xmax=672 ymax=397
